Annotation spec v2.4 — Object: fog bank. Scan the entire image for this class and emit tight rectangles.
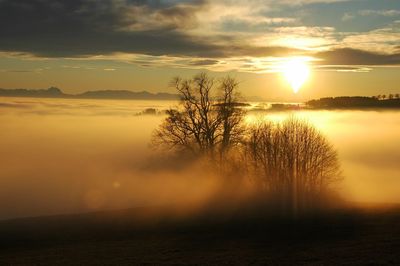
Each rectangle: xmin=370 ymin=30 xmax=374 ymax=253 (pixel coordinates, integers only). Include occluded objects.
xmin=0 ymin=97 xmax=399 ymax=219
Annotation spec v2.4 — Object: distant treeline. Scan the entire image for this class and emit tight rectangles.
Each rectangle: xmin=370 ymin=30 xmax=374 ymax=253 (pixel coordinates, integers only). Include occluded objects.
xmin=306 ymin=96 xmax=400 ymax=109
xmin=0 ymin=87 xmax=180 ymax=100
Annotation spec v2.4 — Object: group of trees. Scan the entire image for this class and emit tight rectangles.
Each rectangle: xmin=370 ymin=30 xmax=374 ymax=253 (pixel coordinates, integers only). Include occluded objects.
xmin=152 ymin=73 xmax=341 ymax=213
xmin=375 ymin=94 xmax=400 ymax=100
xmin=307 ymin=96 xmax=400 ymax=109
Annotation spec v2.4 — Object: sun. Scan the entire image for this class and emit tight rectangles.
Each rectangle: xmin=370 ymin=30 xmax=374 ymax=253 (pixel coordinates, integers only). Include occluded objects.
xmin=282 ymin=57 xmax=310 ymax=93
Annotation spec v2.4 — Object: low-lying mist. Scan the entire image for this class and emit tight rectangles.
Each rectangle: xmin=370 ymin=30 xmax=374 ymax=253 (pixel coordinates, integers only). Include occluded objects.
xmin=0 ymin=97 xmax=399 ymax=220
xmin=259 ymin=110 xmax=400 ymax=205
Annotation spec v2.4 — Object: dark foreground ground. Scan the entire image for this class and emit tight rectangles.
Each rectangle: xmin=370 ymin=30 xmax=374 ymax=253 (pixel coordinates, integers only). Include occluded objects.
xmin=0 ymin=204 xmax=399 ymax=265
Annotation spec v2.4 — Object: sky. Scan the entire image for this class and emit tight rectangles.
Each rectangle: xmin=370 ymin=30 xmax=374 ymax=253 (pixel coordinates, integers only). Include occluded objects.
xmin=0 ymin=0 xmax=399 ymax=100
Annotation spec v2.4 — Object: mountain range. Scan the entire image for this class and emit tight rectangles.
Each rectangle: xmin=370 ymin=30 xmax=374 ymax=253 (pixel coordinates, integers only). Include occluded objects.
xmin=0 ymin=87 xmax=180 ymax=100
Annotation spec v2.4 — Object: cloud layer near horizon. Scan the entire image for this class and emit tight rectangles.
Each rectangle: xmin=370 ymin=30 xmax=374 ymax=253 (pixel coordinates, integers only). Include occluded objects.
xmin=0 ymin=0 xmax=399 ymax=72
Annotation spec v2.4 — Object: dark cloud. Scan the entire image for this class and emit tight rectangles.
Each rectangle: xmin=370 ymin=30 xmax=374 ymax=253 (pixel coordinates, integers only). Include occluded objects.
xmin=0 ymin=69 xmax=36 ymax=73
xmin=188 ymin=59 xmax=219 ymax=66
xmin=315 ymin=48 xmax=400 ymax=66
xmin=0 ymin=102 xmax=33 ymax=109
xmin=1 ymin=0 xmax=399 ymax=66
xmin=313 ymin=65 xmax=372 ymax=72
xmin=0 ymin=0 xmax=213 ymax=57
xmin=0 ymin=0 xmax=300 ymax=59
xmin=227 ymin=45 xmax=302 ymax=57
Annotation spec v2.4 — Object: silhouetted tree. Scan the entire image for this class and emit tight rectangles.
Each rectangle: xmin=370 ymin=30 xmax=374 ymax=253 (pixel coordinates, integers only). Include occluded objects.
xmin=245 ymin=117 xmax=341 ymax=213
xmin=216 ymin=76 xmax=246 ymax=155
xmin=152 ymin=73 xmax=245 ymax=158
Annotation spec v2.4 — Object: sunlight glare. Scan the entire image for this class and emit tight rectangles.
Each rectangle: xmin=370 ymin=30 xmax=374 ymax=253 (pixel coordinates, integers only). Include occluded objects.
xmin=282 ymin=57 xmax=310 ymax=93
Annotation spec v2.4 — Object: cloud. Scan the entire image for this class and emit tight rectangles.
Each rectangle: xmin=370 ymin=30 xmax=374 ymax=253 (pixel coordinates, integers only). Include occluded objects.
xmin=314 ymin=65 xmax=372 ymax=72
xmin=315 ymin=48 xmax=400 ymax=66
xmin=0 ymin=0 xmax=310 ymax=61
xmin=0 ymin=68 xmax=44 ymax=73
xmin=341 ymin=13 xmax=354 ymax=21
xmin=123 ymin=46 xmax=400 ymax=73
xmin=187 ymin=59 xmax=219 ymax=66
xmin=0 ymin=0 xmax=215 ymax=57
xmin=0 ymin=0 xmax=400 ymax=73
xmin=0 ymin=69 xmax=34 ymax=73
xmin=358 ymin=9 xmax=400 ymax=17
xmin=340 ymin=9 xmax=400 ymax=24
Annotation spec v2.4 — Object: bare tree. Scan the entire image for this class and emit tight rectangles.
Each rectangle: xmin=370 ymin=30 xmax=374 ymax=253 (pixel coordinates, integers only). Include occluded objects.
xmin=245 ymin=117 xmax=341 ymax=213
xmin=216 ymin=76 xmax=246 ymax=155
xmin=152 ymin=73 xmax=245 ymax=158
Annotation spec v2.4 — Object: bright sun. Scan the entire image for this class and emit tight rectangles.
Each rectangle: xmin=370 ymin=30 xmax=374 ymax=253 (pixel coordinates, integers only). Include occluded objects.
xmin=282 ymin=57 xmax=310 ymax=93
